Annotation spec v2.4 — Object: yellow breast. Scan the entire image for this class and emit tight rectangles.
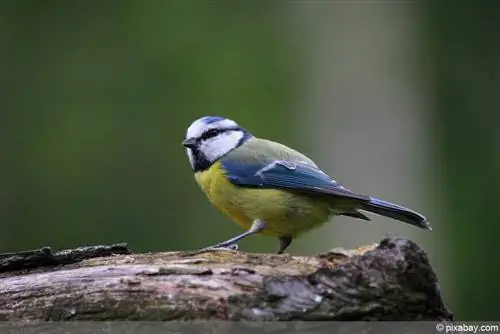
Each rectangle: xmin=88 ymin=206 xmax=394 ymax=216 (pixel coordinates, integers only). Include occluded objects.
xmin=195 ymin=162 xmax=253 ymax=230
xmin=194 ymin=162 xmax=332 ymax=238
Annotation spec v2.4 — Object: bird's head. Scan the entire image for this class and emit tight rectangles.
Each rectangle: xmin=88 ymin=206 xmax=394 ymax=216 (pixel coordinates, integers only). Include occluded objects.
xmin=182 ymin=116 xmax=253 ymax=171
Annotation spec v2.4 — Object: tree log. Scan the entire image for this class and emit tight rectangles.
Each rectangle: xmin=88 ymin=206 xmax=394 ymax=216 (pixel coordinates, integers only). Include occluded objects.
xmin=0 ymin=237 xmax=452 ymax=321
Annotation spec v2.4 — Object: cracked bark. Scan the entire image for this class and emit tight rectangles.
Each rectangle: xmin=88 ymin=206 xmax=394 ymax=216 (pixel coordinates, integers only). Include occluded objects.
xmin=0 ymin=237 xmax=452 ymax=321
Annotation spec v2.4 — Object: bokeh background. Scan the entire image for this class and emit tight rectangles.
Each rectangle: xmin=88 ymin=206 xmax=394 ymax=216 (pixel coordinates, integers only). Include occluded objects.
xmin=1 ymin=1 xmax=499 ymax=320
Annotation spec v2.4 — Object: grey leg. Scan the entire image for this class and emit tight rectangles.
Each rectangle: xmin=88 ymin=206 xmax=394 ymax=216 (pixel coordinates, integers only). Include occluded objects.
xmin=277 ymin=236 xmax=293 ymax=254
xmin=200 ymin=219 xmax=267 ymax=251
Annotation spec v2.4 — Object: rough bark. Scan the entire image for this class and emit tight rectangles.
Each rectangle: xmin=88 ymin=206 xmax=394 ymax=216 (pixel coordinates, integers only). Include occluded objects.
xmin=0 ymin=237 xmax=452 ymax=321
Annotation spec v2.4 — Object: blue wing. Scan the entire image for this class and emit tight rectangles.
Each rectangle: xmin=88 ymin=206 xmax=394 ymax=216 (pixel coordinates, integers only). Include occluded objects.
xmin=220 ymin=156 xmax=430 ymax=229
xmin=221 ymin=158 xmax=370 ymax=203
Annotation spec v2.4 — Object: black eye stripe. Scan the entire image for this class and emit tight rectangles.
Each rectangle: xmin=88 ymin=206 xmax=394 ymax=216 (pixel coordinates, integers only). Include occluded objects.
xmin=200 ymin=126 xmax=240 ymax=141
xmin=201 ymin=128 xmax=221 ymax=139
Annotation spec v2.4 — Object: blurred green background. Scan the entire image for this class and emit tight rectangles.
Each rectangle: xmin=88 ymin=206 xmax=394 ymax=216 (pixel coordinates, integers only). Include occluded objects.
xmin=1 ymin=1 xmax=499 ymax=321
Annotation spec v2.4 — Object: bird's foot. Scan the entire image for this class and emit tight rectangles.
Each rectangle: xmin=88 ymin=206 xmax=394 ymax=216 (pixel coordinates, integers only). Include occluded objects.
xmin=277 ymin=236 xmax=293 ymax=254
xmin=180 ymin=220 xmax=266 ymax=256
xmin=207 ymin=243 xmax=239 ymax=251
xmin=180 ymin=243 xmax=239 ymax=257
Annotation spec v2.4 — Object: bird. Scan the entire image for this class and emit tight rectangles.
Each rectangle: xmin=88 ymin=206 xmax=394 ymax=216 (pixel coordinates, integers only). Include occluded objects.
xmin=182 ymin=116 xmax=431 ymax=254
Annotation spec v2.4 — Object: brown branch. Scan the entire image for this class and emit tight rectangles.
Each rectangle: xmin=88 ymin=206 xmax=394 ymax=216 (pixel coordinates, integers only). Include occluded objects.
xmin=0 ymin=237 xmax=452 ymax=321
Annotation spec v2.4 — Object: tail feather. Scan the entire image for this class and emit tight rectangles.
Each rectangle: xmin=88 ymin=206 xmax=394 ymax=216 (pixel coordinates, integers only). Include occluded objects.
xmin=360 ymin=197 xmax=431 ymax=230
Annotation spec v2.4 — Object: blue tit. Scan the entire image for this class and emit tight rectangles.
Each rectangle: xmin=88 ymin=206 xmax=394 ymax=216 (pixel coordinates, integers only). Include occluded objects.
xmin=182 ymin=116 xmax=431 ymax=254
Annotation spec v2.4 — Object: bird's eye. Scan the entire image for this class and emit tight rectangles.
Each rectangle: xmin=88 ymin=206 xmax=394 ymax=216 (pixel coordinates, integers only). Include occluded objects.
xmin=202 ymin=128 xmax=220 ymax=139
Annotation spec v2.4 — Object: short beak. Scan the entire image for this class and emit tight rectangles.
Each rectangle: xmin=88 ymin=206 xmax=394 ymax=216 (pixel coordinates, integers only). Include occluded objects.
xmin=182 ymin=138 xmax=196 ymax=148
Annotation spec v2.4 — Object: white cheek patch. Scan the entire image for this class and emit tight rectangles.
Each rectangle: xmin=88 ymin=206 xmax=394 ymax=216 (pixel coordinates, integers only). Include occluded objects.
xmin=200 ymin=131 xmax=244 ymax=162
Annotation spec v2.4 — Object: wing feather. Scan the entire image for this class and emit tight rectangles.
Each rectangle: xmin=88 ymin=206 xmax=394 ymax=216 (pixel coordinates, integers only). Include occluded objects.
xmin=221 ymin=157 xmax=370 ymax=203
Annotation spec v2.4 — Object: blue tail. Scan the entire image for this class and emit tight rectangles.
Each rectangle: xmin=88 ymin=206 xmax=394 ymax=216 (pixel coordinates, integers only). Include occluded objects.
xmin=360 ymin=197 xmax=431 ymax=230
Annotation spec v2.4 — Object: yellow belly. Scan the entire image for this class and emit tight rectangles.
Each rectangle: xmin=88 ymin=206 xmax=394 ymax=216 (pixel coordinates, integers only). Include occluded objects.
xmin=194 ymin=163 xmax=333 ymax=238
